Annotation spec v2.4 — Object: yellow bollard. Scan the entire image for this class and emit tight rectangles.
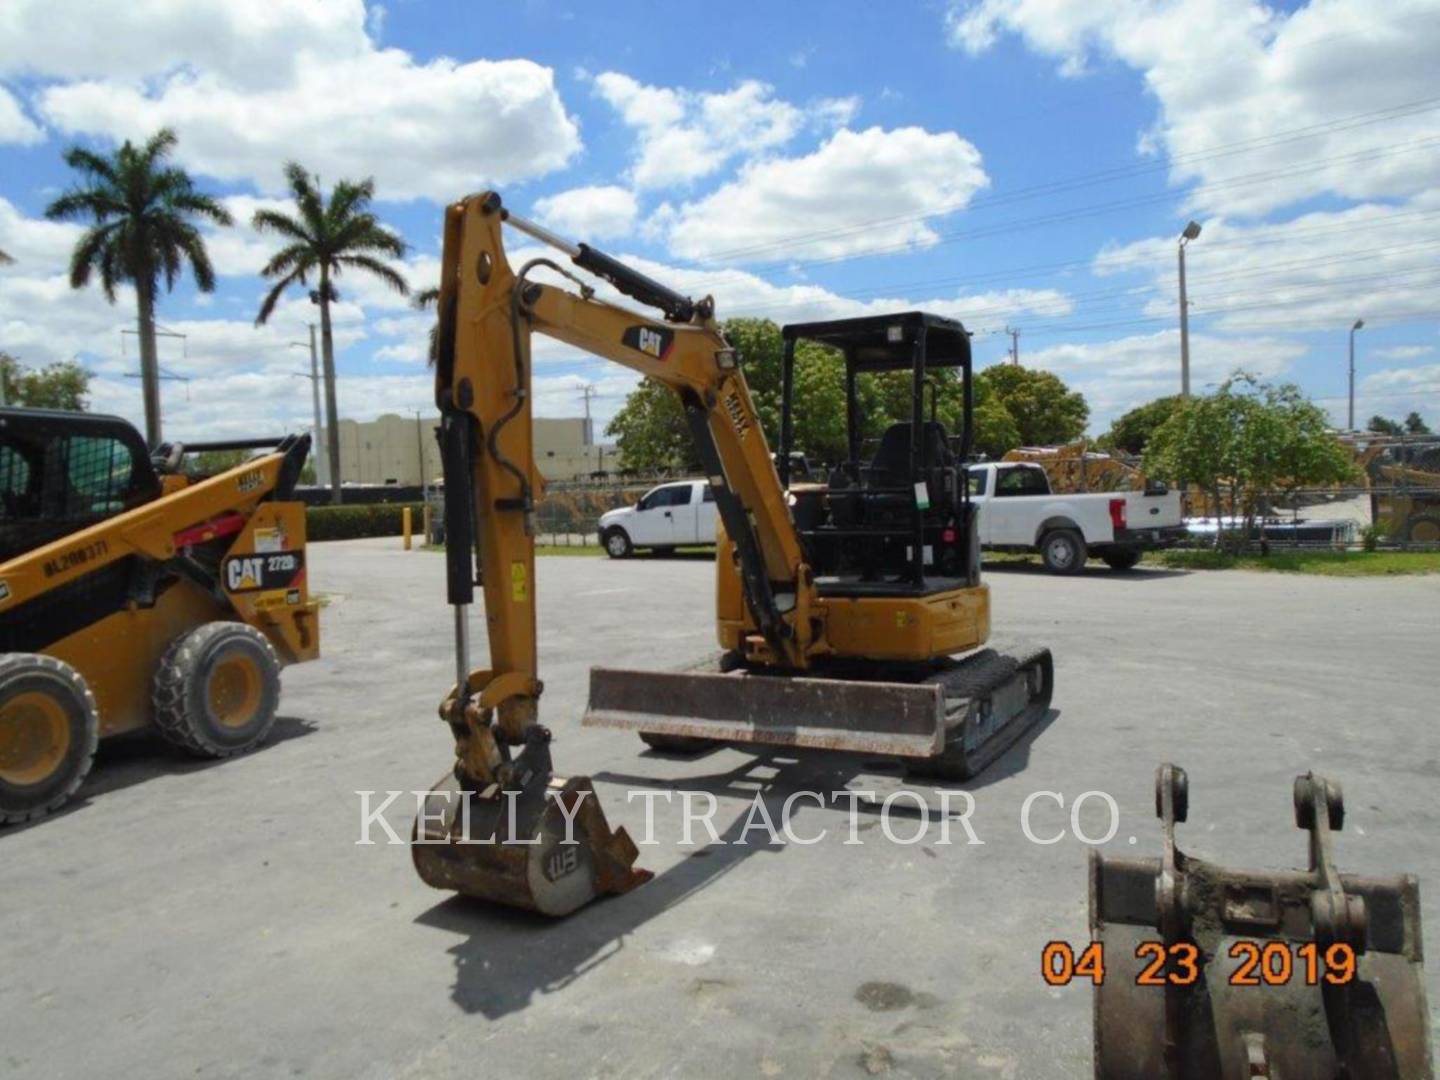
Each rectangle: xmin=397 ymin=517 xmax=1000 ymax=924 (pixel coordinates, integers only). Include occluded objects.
xmin=402 ymin=506 xmax=413 ymax=551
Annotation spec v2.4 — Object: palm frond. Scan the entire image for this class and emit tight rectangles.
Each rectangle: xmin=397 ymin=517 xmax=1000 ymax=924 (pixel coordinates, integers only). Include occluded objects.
xmin=140 ymin=127 xmax=179 ymax=168
xmin=335 ymin=254 xmax=410 ymax=297
xmin=68 ymin=222 xmax=123 ymax=298
xmin=413 ymin=286 xmax=440 ymax=310
xmin=325 ymin=176 xmax=376 ymax=227
xmin=256 ymin=270 xmax=305 ymax=326
xmin=252 ymin=209 xmax=313 ymax=245
xmin=260 ymin=242 xmax=314 ymax=280
xmin=58 ymin=145 xmax=120 ymax=186
xmin=175 ymin=224 xmax=218 ymax=292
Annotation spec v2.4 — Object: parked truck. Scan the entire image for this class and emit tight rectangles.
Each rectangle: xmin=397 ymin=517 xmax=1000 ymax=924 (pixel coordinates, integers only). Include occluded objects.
xmin=599 ymin=479 xmax=717 ymax=557
xmin=967 ymin=461 xmax=1184 ymax=573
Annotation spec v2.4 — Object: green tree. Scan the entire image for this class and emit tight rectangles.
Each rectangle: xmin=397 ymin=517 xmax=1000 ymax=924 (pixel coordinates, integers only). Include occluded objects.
xmin=252 ymin=162 xmax=409 ymax=503
xmin=1098 ymin=395 xmax=1183 ymax=456
xmin=605 ymin=378 xmax=694 ymax=472
xmin=45 ymin=128 xmax=231 ymax=447
xmin=0 ymin=353 xmax=91 ymax=410
xmin=607 ymin=317 xmax=1027 ymax=470
xmin=1368 ymin=415 xmax=1405 ymax=436
xmin=975 ymin=365 xmax=1089 ymax=447
xmin=1404 ymin=411 xmax=1431 ymax=435
xmin=1145 ymin=373 xmax=1354 ymax=550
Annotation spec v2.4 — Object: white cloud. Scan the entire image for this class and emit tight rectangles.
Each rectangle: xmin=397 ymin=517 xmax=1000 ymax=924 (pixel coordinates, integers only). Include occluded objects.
xmin=947 ymin=0 xmax=1440 ymax=216
xmin=1372 ymin=344 xmax=1435 ymax=361
xmin=1355 ymin=362 xmax=1440 ymax=427
xmin=1023 ymin=329 xmax=1305 ymax=431
xmin=0 ymin=0 xmax=369 ymax=87
xmin=593 ymin=73 xmax=809 ymax=189
xmin=0 ymin=85 xmax=43 ymax=145
xmin=661 ymin=126 xmax=989 ymax=263
xmin=40 ymin=51 xmax=579 ymax=203
xmin=0 ymin=196 xmax=82 ymax=265
xmin=533 ymin=186 xmax=638 ymax=240
xmin=1093 ymin=199 xmax=1440 ymax=333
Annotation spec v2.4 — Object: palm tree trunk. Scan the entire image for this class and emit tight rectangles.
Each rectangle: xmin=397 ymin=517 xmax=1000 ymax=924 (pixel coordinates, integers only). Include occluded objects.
xmin=318 ymin=268 xmax=343 ymax=505
xmin=136 ymin=284 xmax=162 ymax=447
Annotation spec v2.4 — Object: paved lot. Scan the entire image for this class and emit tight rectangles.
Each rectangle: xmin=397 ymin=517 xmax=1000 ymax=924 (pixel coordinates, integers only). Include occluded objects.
xmin=4 ymin=539 xmax=1437 ymax=1079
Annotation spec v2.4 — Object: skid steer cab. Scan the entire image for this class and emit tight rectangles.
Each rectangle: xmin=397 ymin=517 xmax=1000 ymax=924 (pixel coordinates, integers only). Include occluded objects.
xmin=0 ymin=408 xmax=320 ymax=824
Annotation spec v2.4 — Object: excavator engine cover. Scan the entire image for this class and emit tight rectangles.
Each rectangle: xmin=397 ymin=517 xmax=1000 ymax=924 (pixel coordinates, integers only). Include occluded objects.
xmin=1090 ymin=764 xmax=1431 ymax=1078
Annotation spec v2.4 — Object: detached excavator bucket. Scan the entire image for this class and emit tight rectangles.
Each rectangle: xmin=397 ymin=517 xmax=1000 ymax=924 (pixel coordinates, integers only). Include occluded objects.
xmin=1090 ymin=764 xmax=1432 ymax=1079
xmin=412 ymin=768 xmax=651 ymax=917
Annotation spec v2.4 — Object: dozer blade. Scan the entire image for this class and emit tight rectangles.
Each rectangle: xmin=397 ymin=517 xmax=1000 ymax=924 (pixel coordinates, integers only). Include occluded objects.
xmin=585 ymin=665 xmax=947 ymax=757
xmin=1091 ymin=764 xmax=1432 ymax=1079
xmin=412 ymin=769 xmax=652 ymax=917
xmin=582 ymin=643 xmax=1053 ymax=778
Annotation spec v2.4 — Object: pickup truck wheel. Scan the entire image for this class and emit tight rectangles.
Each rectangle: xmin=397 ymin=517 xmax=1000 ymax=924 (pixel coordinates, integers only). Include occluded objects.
xmin=1102 ymin=550 xmax=1142 ymax=571
xmin=1040 ymin=529 xmax=1086 ymax=575
xmin=603 ymin=528 xmax=633 ymax=559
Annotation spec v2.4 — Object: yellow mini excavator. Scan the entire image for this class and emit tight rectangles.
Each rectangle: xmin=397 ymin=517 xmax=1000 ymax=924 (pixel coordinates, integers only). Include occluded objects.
xmin=411 ymin=192 xmax=1053 ymax=917
xmin=0 ymin=411 xmax=319 ymax=822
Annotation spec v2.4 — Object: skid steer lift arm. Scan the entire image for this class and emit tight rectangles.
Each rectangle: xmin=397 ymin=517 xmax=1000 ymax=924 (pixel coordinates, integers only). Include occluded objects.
xmin=412 ymin=191 xmax=817 ymax=915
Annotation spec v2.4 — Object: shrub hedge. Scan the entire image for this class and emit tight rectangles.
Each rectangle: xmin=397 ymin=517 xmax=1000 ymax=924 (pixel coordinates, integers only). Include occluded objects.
xmin=306 ymin=502 xmax=425 ymax=541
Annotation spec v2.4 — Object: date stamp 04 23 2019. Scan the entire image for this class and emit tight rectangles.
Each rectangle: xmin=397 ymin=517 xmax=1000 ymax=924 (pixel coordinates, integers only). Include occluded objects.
xmin=1041 ymin=940 xmax=1358 ymax=988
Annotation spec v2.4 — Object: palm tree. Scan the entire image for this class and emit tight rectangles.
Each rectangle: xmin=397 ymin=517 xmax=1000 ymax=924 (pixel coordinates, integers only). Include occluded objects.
xmin=45 ymin=128 xmax=232 ymax=446
xmin=253 ymin=163 xmax=409 ymax=503
xmin=0 ymin=248 xmax=12 ymax=265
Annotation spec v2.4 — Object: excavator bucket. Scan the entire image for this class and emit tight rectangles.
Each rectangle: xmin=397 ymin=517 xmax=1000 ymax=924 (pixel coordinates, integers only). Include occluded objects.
xmin=412 ymin=767 xmax=652 ymax=917
xmin=1090 ymin=764 xmax=1432 ymax=1078
xmin=583 ymin=645 xmax=1052 ymax=778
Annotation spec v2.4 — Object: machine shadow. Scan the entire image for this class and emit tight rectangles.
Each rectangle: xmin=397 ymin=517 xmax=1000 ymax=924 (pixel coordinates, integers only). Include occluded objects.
xmin=981 ymin=560 xmax=1190 ymax=580
xmin=415 ymin=721 xmax=1058 ymax=1021
xmin=0 ymin=716 xmax=317 ymax=838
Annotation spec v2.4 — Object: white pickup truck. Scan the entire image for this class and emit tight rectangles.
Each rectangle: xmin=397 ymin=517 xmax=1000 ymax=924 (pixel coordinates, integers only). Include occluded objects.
xmin=967 ymin=461 xmax=1185 ymax=573
xmin=600 ymin=479 xmax=717 ymax=557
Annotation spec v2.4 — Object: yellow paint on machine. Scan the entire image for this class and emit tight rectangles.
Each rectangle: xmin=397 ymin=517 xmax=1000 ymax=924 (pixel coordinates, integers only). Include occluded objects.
xmin=510 ymin=561 xmax=528 ymax=602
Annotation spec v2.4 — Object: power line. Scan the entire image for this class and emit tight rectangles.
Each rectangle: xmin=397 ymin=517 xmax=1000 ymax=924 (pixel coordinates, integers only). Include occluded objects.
xmin=701 ymin=94 xmax=1440 ymax=262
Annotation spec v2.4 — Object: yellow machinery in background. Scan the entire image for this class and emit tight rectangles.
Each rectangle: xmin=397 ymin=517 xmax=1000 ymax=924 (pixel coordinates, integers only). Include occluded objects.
xmin=411 ymin=192 xmax=1053 ymax=916
xmin=0 ymin=410 xmax=319 ymax=823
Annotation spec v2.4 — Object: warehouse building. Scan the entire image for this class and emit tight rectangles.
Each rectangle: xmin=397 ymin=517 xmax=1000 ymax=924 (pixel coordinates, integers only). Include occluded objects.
xmin=333 ymin=414 xmax=615 ymax=485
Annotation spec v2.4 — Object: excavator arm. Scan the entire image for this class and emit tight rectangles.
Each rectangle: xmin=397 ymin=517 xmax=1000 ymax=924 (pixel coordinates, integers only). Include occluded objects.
xmin=412 ymin=191 xmax=820 ymax=914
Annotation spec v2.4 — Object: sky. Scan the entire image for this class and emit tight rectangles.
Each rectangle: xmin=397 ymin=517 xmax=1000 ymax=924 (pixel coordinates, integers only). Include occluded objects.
xmin=1 ymin=0 xmax=1439 ymax=444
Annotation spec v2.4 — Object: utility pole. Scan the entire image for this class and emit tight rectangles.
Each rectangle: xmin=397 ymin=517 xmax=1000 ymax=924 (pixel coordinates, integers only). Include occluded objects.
xmin=289 ymin=324 xmax=328 ymax=486
xmin=1178 ymin=221 xmax=1202 ymax=397
xmin=415 ymin=410 xmax=428 ymax=497
xmin=578 ymin=383 xmax=598 ymax=444
xmin=1005 ymin=326 xmax=1020 ymax=366
xmin=1348 ymin=319 xmax=1365 ymax=431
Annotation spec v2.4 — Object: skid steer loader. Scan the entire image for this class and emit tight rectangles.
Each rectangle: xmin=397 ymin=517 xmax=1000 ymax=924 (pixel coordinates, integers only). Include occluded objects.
xmin=409 ymin=192 xmax=1052 ymax=916
xmin=0 ymin=408 xmax=319 ymax=823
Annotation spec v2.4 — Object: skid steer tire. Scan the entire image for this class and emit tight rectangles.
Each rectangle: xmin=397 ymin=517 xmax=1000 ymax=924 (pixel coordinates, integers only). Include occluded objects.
xmin=0 ymin=653 xmax=99 ymax=825
xmin=154 ymin=622 xmax=281 ymax=759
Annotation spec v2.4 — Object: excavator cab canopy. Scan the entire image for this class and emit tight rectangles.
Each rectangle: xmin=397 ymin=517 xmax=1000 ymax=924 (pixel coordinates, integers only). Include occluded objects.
xmin=776 ymin=312 xmax=977 ymax=594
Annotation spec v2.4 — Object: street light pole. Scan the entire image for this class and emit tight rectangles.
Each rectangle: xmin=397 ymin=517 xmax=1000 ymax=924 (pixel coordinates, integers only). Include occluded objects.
xmin=289 ymin=324 xmax=327 ymax=487
xmin=1348 ymin=318 xmax=1365 ymax=431
xmin=1178 ymin=221 xmax=1201 ymax=398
